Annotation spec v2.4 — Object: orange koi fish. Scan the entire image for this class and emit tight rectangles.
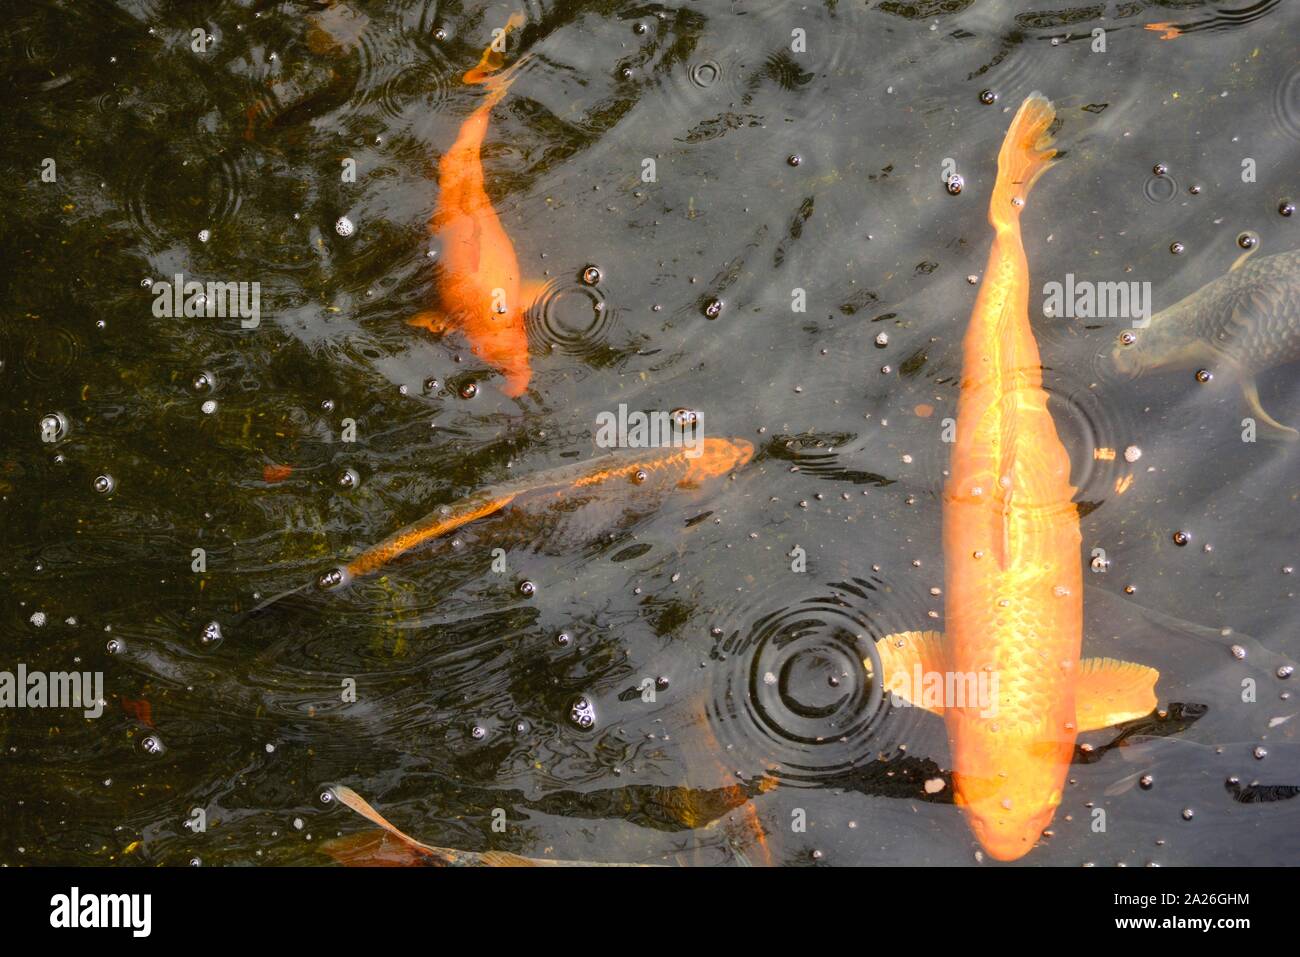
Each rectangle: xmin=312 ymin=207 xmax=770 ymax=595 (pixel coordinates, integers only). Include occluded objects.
xmin=411 ymin=12 xmax=541 ymax=397
xmin=250 ymin=439 xmax=750 ymax=613
xmin=316 ymin=437 xmax=752 ymax=589
xmin=870 ymin=95 xmax=1159 ymax=861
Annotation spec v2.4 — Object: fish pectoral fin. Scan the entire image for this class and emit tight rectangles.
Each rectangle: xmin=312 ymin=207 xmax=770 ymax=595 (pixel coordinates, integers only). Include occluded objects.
xmin=521 ymin=279 xmax=550 ymax=315
xmin=867 ymin=630 xmax=946 ymax=715
xmin=1074 ymin=657 xmax=1160 ymax=732
xmin=1230 ymin=237 xmax=1260 ymax=271
xmin=409 ymin=310 xmax=452 ymax=336
xmin=1240 ymin=377 xmax=1299 ymax=440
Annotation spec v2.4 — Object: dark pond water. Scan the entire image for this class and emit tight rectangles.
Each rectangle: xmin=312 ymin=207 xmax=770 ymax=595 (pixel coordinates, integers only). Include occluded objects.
xmin=2 ymin=0 xmax=1297 ymax=866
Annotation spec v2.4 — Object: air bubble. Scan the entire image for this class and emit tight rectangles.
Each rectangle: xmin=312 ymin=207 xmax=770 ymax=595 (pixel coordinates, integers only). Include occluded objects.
xmin=335 ymin=216 xmax=355 ymax=237
xmin=39 ymin=412 xmax=70 ymax=442
xmin=946 ymin=174 xmax=964 ymax=196
xmin=317 ymin=567 xmax=347 ymax=590
xmin=569 ymin=696 xmax=597 ymax=729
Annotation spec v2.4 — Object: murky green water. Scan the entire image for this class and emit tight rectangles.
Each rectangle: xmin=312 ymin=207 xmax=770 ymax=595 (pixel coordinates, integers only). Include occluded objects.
xmin=2 ymin=0 xmax=1297 ymax=866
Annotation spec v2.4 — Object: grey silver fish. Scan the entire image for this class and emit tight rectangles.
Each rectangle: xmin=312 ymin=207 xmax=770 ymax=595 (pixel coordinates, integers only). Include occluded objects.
xmin=1112 ymin=246 xmax=1300 ymax=438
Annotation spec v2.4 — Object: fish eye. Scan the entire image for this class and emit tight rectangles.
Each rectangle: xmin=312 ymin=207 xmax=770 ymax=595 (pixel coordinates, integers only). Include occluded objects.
xmin=1118 ymin=331 xmax=1137 ymax=346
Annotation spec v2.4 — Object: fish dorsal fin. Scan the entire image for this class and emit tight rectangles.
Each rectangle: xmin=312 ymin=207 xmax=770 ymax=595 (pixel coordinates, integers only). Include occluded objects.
xmin=1074 ymin=657 xmax=1159 ymax=732
xmin=868 ymin=630 xmax=947 ymax=715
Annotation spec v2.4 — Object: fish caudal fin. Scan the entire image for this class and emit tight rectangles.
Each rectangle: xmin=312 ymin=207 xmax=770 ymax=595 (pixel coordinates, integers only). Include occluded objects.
xmin=868 ymin=630 xmax=947 ymax=715
xmin=1074 ymin=657 xmax=1159 ymax=732
xmin=329 ymin=785 xmax=443 ymax=859
xmin=989 ymin=93 xmax=1057 ymax=231
xmin=463 ymin=11 xmax=528 ymax=105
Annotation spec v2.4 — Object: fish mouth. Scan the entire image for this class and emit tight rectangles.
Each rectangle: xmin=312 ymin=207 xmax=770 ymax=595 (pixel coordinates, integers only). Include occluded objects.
xmin=1110 ymin=338 xmax=1145 ymax=379
xmin=965 ymin=807 xmax=1055 ymax=861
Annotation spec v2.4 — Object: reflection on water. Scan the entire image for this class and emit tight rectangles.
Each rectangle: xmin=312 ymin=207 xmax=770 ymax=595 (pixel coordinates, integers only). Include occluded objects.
xmin=2 ymin=0 xmax=1297 ymax=865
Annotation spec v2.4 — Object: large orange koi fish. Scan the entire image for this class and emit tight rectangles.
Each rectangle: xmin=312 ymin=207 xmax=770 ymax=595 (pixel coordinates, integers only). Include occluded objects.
xmin=870 ymin=95 xmax=1160 ymax=861
xmin=410 ymin=12 xmax=541 ymax=397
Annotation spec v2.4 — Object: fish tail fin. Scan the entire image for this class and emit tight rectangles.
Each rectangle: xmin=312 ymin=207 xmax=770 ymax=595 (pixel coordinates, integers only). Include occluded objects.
xmin=329 ymin=785 xmax=448 ymax=861
xmin=989 ymin=92 xmax=1058 ymax=231
xmin=463 ymin=11 xmax=529 ymax=104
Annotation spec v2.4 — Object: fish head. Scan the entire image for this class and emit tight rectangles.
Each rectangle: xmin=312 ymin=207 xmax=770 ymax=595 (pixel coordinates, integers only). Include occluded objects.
xmin=1110 ymin=327 xmax=1150 ymax=378
xmin=684 ymin=438 xmax=754 ymax=482
xmin=1111 ymin=310 xmax=1213 ymax=378
xmin=951 ymin=718 xmax=1073 ymax=861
